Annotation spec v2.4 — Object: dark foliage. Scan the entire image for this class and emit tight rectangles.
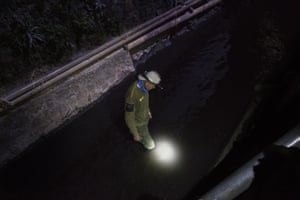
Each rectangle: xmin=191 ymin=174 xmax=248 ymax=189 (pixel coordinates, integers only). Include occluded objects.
xmin=0 ymin=0 xmax=172 ymax=86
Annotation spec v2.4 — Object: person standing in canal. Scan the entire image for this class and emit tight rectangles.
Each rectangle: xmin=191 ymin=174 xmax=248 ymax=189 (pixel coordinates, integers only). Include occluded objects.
xmin=124 ymin=70 xmax=161 ymax=150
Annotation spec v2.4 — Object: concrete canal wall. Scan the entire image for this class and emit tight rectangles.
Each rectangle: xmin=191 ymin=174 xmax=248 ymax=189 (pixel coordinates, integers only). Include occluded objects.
xmin=0 ymin=49 xmax=134 ymax=166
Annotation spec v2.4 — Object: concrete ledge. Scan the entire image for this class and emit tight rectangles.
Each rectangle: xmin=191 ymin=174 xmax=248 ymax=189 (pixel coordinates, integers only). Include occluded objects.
xmin=0 ymin=49 xmax=134 ymax=167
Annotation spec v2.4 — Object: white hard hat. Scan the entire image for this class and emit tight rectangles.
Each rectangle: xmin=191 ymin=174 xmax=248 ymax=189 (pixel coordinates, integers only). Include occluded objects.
xmin=144 ymin=71 xmax=161 ymax=85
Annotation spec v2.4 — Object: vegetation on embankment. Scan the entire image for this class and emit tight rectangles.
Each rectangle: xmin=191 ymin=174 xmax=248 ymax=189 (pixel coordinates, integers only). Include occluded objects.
xmin=0 ymin=0 xmax=174 ymax=88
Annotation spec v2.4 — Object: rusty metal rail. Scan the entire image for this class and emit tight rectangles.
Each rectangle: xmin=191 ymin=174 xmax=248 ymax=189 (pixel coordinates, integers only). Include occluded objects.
xmin=127 ymin=0 xmax=222 ymax=50
xmin=0 ymin=0 xmax=222 ymax=109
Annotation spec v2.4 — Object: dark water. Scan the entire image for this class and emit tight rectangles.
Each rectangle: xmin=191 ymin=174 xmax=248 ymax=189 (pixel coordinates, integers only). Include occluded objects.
xmin=0 ymin=6 xmax=261 ymax=200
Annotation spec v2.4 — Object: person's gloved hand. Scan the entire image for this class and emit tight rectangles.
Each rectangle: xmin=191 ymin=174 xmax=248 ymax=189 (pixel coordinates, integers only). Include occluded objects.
xmin=148 ymin=111 xmax=152 ymax=119
xmin=134 ymin=134 xmax=142 ymax=142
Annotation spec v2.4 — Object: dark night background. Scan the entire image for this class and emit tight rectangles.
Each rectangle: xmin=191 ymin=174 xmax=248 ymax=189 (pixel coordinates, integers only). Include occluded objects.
xmin=1 ymin=0 xmax=300 ymax=199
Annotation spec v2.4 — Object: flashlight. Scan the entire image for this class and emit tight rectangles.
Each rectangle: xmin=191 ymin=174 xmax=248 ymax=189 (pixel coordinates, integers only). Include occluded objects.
xmin=153 ymin=140 xmax=178 ymax=165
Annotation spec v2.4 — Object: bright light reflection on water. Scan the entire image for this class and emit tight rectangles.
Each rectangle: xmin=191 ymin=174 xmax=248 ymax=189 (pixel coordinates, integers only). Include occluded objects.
xmin=152 ymin=139 xmax=179 ymax=166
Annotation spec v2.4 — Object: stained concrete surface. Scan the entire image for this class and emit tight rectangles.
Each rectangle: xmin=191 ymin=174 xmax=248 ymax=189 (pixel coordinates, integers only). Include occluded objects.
xmin=0 ymin=49 xmax=134 ymax=167
xmin=0 ymin=5 xmax=263 ymax=200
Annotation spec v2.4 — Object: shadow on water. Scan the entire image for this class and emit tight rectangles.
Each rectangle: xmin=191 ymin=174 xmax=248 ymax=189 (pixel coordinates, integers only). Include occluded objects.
xmin=0 ymin=6 xmax=261 ymax=200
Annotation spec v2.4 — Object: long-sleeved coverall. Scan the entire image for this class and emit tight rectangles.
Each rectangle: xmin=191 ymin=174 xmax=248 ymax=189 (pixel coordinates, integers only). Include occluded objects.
xmin=124 ymin=81 xmax=155 ymax=149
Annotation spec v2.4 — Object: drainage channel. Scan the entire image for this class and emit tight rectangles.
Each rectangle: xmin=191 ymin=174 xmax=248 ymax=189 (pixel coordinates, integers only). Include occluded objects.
xmin=0 ymin=5 xmax=255 ymax=200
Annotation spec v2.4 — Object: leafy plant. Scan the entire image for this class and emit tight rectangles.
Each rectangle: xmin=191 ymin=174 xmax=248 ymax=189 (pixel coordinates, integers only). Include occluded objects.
xmin=0 ymin=0 xmax=172 ymax=86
